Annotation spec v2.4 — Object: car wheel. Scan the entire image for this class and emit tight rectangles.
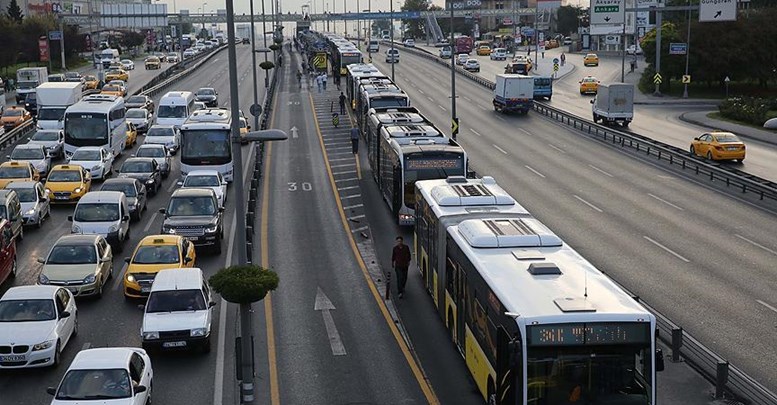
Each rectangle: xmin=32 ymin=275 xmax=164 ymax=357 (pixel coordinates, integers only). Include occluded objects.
xmin=213 ymin=237 xmax=222 ymax=255
xmin=52 ymin=341 xmax=61 ymax=367
xmin=95 ymin=277 xmax=104 ymax=298
xmin=689 ymin=145 xmax=696 ymax=156
xmin=72 ymin=317 xmax=79 ymax=336
xmin=36 ymin=213 xmax=43 ymax=229
xmin=706 ymin=151 xmax=713 ymax=160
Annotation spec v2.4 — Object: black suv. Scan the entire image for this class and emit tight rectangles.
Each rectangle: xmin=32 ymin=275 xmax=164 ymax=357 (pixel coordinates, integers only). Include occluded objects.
xmin=194 ymin=87 xmax=218 ymax=107
xmin=159 ymin=188 xmax=224 ymax=254
xmin=117 ymin=158 xmax=162 ymax=196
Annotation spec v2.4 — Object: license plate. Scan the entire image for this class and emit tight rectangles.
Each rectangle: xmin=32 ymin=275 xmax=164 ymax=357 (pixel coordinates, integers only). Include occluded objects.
xmin=188 ymin=236 xmax=199 ymax=241
xmin=0 ymin=355 xmax=26 ymax=362
xmin=56 ymin=196 xmax=69 ymax=200
xmin=727 ymin=147 xmax=738 ymax=151
xmin=162 ymin=341 xmax=187 ymax=348
xmin=141 ymin=286 xmax=151 ymax=293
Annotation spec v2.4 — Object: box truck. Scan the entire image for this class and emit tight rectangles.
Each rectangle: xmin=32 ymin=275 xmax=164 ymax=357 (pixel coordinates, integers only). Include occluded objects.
xmin=493 ymin=74 xmax=534 ymax=114
xmin=15 ymin=67 xmax=48 ymax=103
xmin=591 ymin=83 xmax=634 ymax=127
xmin=35 ymin=82 xmax=83 ymax=130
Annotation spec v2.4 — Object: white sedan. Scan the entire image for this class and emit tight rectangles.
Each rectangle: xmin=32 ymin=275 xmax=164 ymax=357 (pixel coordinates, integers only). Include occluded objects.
xmin=47 ymin=347 xmax=153 ymax=404
xmin=456 ymin=53 xmax=469 ymax=65
xmin=120 ymin=59 xmax=135 ymax=70
xmin=67 ymin=147 xmax=114 ymax=180
xmin=9 ymin=144 xmax=51 ymax=177
xmin=463 ymin=59 xmax=481 ymax=72
xmin=0 ymin=286 xmax=77 ymax=368
xmin=178 ymin=170 xmax=227 ymax=207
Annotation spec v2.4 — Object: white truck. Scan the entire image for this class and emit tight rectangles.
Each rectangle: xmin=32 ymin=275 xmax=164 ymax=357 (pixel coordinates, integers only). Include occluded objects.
xmin=591 ymin=83 xmax=634 ymax=127
xmin=492 ymin=74 xmax=534 ymax=114
xmin=36 ymin=82 xmax=83 ymax=130
xmin=100 ymin=48 xmax=120 ymax=68
xmin=15 ymin=67 xmax=48 ymax=103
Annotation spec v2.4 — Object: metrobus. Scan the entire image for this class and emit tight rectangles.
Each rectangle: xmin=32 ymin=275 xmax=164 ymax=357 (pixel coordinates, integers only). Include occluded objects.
xmin=345 ymin=63 xmax=387 ymax=108
xmin=413 ymin=178 xmax=663 ymax=405
xmin=179 ymin=108 xmax=234 ymax=182
xmin=357 ymin=84 xmax=410 ymax=131
xmin=373 ymin=122 xmax=467 ymax=225
xmin=63 ymin=94 xmax=127 ymax=158
xmin=336 ymin=47 xmax=363 ymax=75
xmin=365 ymin=107 xmax=424 ymax=158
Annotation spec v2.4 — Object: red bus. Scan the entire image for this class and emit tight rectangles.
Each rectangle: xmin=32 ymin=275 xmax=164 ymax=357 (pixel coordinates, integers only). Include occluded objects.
xmin=454 ymin=36 xmax=474 ymax=54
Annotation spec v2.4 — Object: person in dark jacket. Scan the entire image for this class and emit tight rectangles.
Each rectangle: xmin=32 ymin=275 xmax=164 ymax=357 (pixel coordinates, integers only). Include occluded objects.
xmin=391 ymin=236 xmax=411 ymax=298
xmin=339 ymin=92 xmax=346 ymax=114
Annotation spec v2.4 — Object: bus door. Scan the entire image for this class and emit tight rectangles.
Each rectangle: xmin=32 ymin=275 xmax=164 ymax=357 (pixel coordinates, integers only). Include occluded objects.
xmin=392 ymin=164 xmax=401 ymax=220
xmin=497 ymin=326 xmax=520 ymax=405
xmin=455 ymin=265 xmax=467 ymax=350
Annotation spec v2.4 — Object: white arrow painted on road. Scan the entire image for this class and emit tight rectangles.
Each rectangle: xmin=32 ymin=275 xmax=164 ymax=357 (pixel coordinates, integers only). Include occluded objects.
xmin=291 ymin=126 xmax=299 ymax=138
xmin=314 ymin=287 xmax=346 ymax=356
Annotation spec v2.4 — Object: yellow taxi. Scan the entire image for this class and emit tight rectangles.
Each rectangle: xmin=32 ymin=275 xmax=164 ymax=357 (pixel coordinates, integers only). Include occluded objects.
xmin=239 ymin=117 xmax=250 ymax=144
xmin=101 ymin=84 xmax=125 ymax=97
xmin=144 ymin=56 xmax=162 ymax=70
xmin=579 ymin=76 xmax=600 ymax=95
xmin=690 ymin=131 xmax=746 ymax=162
xmin=583 ymin=53 xmax=599 ymax=66
xmin=44 ymin=164 xmax=91 ymax=203
xmin=1 ymin=106 xmax=33 ymax=130
xmin=0 ymin=161 xmax=40 ymax=188
xmin=476 ymin=45 xmax=491 ymax=56
xmin=83 ymin=75 xmax=100 ymax=90
xmin=123 ymin=235 xmax=197 ymax=298
xmin=126 ymin=122 xmax=138 ymax=147
xmin=105 ymin=69 xmax=129 ymax=82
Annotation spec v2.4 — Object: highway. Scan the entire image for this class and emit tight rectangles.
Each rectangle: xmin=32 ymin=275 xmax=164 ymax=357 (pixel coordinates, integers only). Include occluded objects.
xmin=371 ymin=48 xmax=777 ymax=393
xmin=413 ymin=43 xmax=777 ymax=182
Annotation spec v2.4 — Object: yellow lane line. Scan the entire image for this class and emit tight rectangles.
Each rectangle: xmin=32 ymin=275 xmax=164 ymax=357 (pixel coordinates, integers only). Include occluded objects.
xmin=308 ymin=92 xmax=439 ymax=404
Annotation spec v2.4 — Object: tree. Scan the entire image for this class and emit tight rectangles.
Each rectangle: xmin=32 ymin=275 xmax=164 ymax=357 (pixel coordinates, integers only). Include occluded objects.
xmin=0 ymin=16 xmax=20 ymax=70
xmin=209 ymin=265 xmax=279 ymax=304
xmin=6 ymin=0 xmax=23 ymax=23
xmin=401 ymin=0 xmax=430 ymax=39
xmin=556 ymin=5 xmax=583 ymax=36
xmin=372 ymin=19 xmax=391 ymax=37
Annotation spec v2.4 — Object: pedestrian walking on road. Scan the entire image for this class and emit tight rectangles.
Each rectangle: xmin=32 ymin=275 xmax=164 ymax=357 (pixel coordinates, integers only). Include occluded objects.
xmin=350 ymin=126 xmax=360 ymax=154
xmin=316 ymin=74 xmax=322 ymax=92
xmin=392 ymin=236 xmax=411 ymax=299
xmin=338 ymin=92 xmax=346 ymax=115
xmin=322 ymin=73 xmax=328 ymax=91
xmin=560 ymin=52 xmax=566 ymax=66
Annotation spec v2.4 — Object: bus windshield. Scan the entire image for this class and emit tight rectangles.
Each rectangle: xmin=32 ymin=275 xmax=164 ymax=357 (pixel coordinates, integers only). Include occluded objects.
xmin=403 ymin=152 xmax=465 ymax=207
xmin=158 ymin=105 xmax=188 ymax=118
xmin=369 ymin=97 xmax=409 ymax=109
xmin=64 ymin=113 xmax=108 ymax=145
xmin=181 ymin=129 xmax=231 ymax=165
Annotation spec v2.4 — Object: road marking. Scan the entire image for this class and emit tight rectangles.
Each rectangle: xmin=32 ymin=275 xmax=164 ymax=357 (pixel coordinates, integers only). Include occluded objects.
xmin=332 ymin=170 xmax=355 ymax=175
xmin=463 ymin=96 xmax=472 ymax=102
xmin=588 ymin=164 xmax=614 ymax=177
xmin=470 ymin=129 xmax=482 ymax=137
xmin=643 ymin=236 xmax=690 ymax=263
xmin=329 ymin=157 xmax=355 ymax=162
xmin=426 ymin=96 xmax=434 ymax=102
xmin=573 ymin=195 xmax=603 ymax=213
xmin=315 ymin=288 xmax=346 ymax=355
xmin=735 ymin=234 xmax=777 ymax=256
xmin=437 ymin=104 xmax=446 ymax=111
xmin=648 ymin=193 xmax=684 ymax=211
xmin=341 ymin=195 xmax=361 ymax=200
xmin=495 ymin=115 xmax=506 ymax=122
xmin=351 ymin=226 xmax=369 ymax=233
xmin=518 ymin=128 xmax=532 ymax=136
xmin=418 ymin=89 xmax=425 ymax=94
xmin=212 ymin=213 xmax=235 ymax=405
xmin=330 ymin=163 xmax=356 ymax=168
xmin=348 ymin=214 xmax=365 ymax=221
xmin=548 ymin=144 xmax=566 ymax=154
xmin=524 ymin=165 xmax=546 ymax=178
xmin=112 ymin=263 xmax=128 ymax=291
xmin=211 ymin=58 xmax=219 ymax=63
xmin=757 ymin=300 xmax=777 ymax=314
xmin=492 ymin=144 xmax=508 ymax=155
xmin=143 ymin=212 xmax=158 ymax=233
xmin=337 ymin=185 xmax=359 ymax=191
xmin=479 ymin=105 xmax=488 ymax=110
xmin=335 ymin=177 xmax=359 ymax=182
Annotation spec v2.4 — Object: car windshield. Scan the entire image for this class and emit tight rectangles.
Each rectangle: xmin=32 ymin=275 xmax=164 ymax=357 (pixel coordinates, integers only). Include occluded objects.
xmin=132 ymin=245 xmax=179 ymax=264
xmin=4 ymin=109 xmax=23 ymax=117
xmin=146 ymin=127 xmax=173 ymax=137
xmin=11 ymin=148 xmax=44 ymax=160
xmin=13 ymin=188 xmax=37 ymax=202
xmin=197 ymin=89 xmax=215 ymax=95
xmin=147 ymin=289 xmax=206 ymax=312
xmin=31 ymin=131 xmax=60 ymax=141
xmin=109 ymin=81 xmax=124 ymax=87
xmin=102 ymin=86 xmax=120 ymax=92
xmin=168 ymin=53 xmax=177 ymax=58
xmin=0 ymin=167 xmax=29 ymax=178
xmin=157 ymin=105 xmax=187 ymax=118
xmin=48 ymin=170 xmax=81 ymax=182
xmin=65 ymin=72 xmax=80 ymax=79
xmin=85 ymin=76 xmax=96 ymax=82
xmin=127 ymin=96 xmax=145 ymax=104
xmin=126 ymin=109 xmax=147 ymax=119
xmin=71 ymin=150 xmax=101 ymax=161
xmin=37 ymin=107 xmax=67 ymax=121
xmin=108 ymin=70 xmax=122 ymax=75
xmin=184 ymin=175 xmax=220 ymax=187
xmin=136 ymin=147 xmax=165 ymax=158
xmin=101 ymin=182 xmax=137 ymax=197
xmin=167 ymin=196 xmax=216 ymax=216
xmin=74 ymin=203 xmax=119 ymax=222
xmin=56 ymin=369 xmax=132 ymax=400
xmin=47 ymin=245 xmax=96 ymax=264
xmin=0 ymin=299 xmax=56 ymax=322
xmin=121 ymin=161 xmax=153 ymax=173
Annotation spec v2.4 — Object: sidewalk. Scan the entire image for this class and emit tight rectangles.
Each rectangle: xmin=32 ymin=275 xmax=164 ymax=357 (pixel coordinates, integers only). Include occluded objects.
xmin=527 ymin=47 xmax=575 ymax=79
xmin=679 ymin=109 xmax=777 ymax=146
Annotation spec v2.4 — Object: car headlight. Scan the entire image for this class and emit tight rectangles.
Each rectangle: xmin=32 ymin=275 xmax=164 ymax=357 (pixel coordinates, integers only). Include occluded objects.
xmin=143 ymin=331 xmax=160 ymax=340
xmin=91 ymin=165 xmax=102 ymax=171
xmin=108 ymin=225 xmax=118 ymax=233
xmin=126 ymin=273 xmax=136 ymax=283
xmin=190 ymin=328 xmax=208 ymax=337
xmin=206 ymin=224 xmax=218 ymax=233
xmin=32 ymin=339 xmax=55 ymax=351
xmin=38 ymin=274 xmax=50 ymax=284
xmin=26 ymin=209 xmax=36 ymax=216
xmin=163 ymin=226 xmax=176 ymax=234
xmin=145 ymin=178 xmax=155 ymax=184
xmin=83 ymin=274 xmax=96 ymax=284
xmin=74 ymin=187 xmax=83 ymax=194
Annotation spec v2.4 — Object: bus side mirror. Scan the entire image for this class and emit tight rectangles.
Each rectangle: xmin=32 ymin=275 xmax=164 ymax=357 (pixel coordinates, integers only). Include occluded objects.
xmin=655 ymin=348 xmax=665 ymax=372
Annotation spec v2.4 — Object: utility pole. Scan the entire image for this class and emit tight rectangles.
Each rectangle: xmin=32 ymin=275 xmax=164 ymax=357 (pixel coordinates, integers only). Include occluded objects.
xmin=343 ymin=0 xmax=347 ymax=36
xmin=250 ymin=0 xmax=260 ymax=130
xmin=390 ymin=0 xmax=395 ymax=81
xmin=620 ymin=2 xmax=626 ymax=82
xmin=654 ymin=9 xmax=662 ymax=96
xmin=449 ymin=0 xmax=457 ymax=141
xmin=682 ymin=0 xmax=691 ymax=98
xmin=534 ymin=5 xmax=539 ymax=65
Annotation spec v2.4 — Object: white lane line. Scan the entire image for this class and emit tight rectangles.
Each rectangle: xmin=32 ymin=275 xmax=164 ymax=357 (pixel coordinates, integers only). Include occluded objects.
xmin=471 ymin=129 xmax=482 ymax=137
xmin=463 ymin=96 xmax=472 ymax=102
xmin=548 ymin=144 xmax=566 ymax=154
xmin=143 ymin=212 xmax=159 ymax=233
xmin=492 ymin=144 xmax=508 ymax=155
xmin=329 ymin=157 xmax=355 ymax=162
xmin=351 ymin=226 xmax=369 ymax=233
xmin=337 ymin=186 xmax=359 ymax=191
xmin=335 ymin=177 xmax=359 ymax=182
xmin=167 ymin=179 xmax=178 ymax=193
xmin=343 ymin=203 xmax=364 ymax=210
xmin=340 ymin=194 xmax=361 ymax=200
xmin=573 ymin=195 xmax=603 ymax=213
xmin=437 ymin=104 xmax=446 ymax=111
xmin=643 ymin=236 xmax=690 ymax=263
xmin=757 ymin=300 xmax=777 ymax=314
xmin=332 ymin=170 xmax=356 ymax=175
xmin=348 ymin=214 xmax=365 ymax=220
xmin=426 ymin=96 xmax=434 ymax=102
xmin=213 ymin=211 xmax=237 ymax=405
xmin=330 ymin=163 xmax=356 ymax=168
xmin=648 ymin=193 xmax=684 ymax=211
xmin=518 ymin=128 xmax=532 ymax=136
xmin=479 ymin=105 xmax=488 ymax=110
xmin=495 ymin=115 xmax=506 ymax=122
xmin=588 ymin=164 xmax=614 ymax=177
xmin=112 ymin=263 xmax=128 ymax=291
xmin=524 ymin=165 xmax=546 ymax=178
xmin=735 ymin=234 xmax=777 ymax=256
xmin=418 ymin=89 xmax=425 ymax=95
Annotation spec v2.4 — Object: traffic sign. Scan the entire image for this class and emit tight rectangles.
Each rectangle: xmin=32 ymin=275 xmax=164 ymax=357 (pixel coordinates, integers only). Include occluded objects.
xmin=250 ymin=104 xmax=263 ymax=117
xmin=553 ymin=57 xmax=559 ymax=64
xmin=669 ymin=43 xmax=687 ymax=55
xmin=682 ymin=75 xmax=691 ymax=84
xmin=699 ymin=0 xmax=736 ymax=22
xmin=591 ymin=0 xmax=624 ymax=25
xmin=48 ymin=31 xmax=62 ymax=41
xmin=451 ymin=117 xmax=459 ymax=137
xmin=553 ymin=63 xmax=559 ymax=72
xmin=653 ymin=73 xmax=663 ymax=84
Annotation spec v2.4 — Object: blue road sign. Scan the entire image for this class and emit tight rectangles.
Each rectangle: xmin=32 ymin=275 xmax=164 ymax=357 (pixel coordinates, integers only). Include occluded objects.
xmin=553 ymin=57 xmax=559 ymax=64
xmin=49 ymin=31 xmax=62 ymax=41
xmin=669 ymin=42 xmax=687 ymax=55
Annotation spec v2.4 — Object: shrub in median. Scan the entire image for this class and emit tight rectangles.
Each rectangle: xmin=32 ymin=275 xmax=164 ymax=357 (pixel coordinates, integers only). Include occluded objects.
xmin=718 ymin=97 xmax=776 ymax=126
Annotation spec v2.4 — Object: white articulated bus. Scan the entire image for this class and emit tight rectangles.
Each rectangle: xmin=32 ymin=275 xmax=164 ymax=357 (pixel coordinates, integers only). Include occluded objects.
xmin=179 ymin=108 xmax=234 ymax=182
xmin=63 ymin=95 xmax=127 ymax=158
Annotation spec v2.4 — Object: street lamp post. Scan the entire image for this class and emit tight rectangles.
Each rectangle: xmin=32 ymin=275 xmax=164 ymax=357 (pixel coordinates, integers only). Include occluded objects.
xmin=262 ymin=0 xmax=269 ymax=87
xmin=682 ymin=0 xmax=691 ymax=98
xmin=250 ymin=0 xmax=260 ymax=130
xmin=449 ymin=0 xmax=457 ymax=140
xmin=390 ymin=0 xmax=395 ymax=80
xmin=201 ymin=2 xmax=207 ymax=30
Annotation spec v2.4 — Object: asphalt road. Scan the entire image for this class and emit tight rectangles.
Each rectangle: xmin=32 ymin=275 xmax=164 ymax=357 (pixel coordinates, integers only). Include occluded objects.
xmin=371 ymin=49 xmax=777 ymax=394
xmin=0 ymin=43 xmax=260 ymax=405
xmin=414 ymin=44 xmax=777 ymax=183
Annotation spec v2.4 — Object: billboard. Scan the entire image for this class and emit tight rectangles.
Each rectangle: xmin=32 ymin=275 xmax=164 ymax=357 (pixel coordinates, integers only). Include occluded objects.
xmin=101 ymin=3 xmax=168 ymax=29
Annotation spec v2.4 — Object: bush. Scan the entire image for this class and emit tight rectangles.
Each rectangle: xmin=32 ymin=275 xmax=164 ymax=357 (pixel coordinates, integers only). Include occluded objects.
xmin=718 ymin=96 xmax=776 ymax=126
xmin=209 ymin=265 xmax=279 ymax=304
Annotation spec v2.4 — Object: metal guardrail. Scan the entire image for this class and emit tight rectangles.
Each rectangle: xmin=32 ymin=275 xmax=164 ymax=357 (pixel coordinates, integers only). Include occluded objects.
xmin=0 ymin=120 xmax=36 ymax=151
xmin=389 ymin=40 xmax=777 ymax=405
xmin=137 ymin=44 xmax=229 ymax=98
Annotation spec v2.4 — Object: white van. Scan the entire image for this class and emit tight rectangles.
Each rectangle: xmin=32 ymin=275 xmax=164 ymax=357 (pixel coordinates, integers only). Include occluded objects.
xmin=68 ymin=191 xmax=131 ymax=251
xmin=367 ymin=39 xmax=379 ymax=53
xmin=156 ymin=91 xmax=195 ymax=128
xmin=141 ymin=268 xmax=215 ymax=353
xmin=386 ymin=48 xmax=399 ymax=63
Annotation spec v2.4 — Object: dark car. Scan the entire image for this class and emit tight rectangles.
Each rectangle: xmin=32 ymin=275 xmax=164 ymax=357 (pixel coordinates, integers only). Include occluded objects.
xmin=117 ymin=158 xmax=162 ymax=196
xmin=159 ymin=188 xmax=224 ymax=254
xmin=194 ymin=87 xmax=218 ymax=107
xmin=47 ymin=74 xmax=66 ymax=82
xmin=24 ymin=93 xmax=37 ymax=116
xmin=100 ymin=178 xmax=148 ymax=221
xmin=125 ymin=95 xmax=155 ymax=113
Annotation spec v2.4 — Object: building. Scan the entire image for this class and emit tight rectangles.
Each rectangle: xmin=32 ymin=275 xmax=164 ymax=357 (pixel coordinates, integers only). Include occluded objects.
xmin=13 ymin=0 xmax=151 ymax=16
